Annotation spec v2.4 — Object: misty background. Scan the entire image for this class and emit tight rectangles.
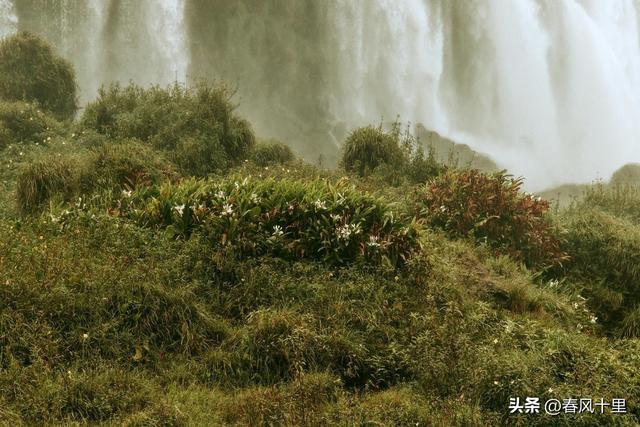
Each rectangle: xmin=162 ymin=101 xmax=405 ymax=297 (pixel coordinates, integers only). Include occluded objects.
xmin=1 ymin=0 xmax=640 ymax=190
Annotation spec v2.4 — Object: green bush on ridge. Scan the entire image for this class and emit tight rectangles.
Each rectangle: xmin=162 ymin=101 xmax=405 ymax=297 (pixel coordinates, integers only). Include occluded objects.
xmin=15 ymin=138 xmax=175 ymax=214
xmin=561 ymin=207 xmax=640 ymax=336
xmin=341 ymin=122 xmax=444 ymax=185
xmin=0 ymin=32 xmax=78 ymax=121
xmin=80 ymin=82 xmax=255 ymax=173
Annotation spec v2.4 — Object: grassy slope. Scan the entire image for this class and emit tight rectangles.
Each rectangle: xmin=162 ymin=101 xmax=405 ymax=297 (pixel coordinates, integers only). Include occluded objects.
xmin=1 ymin=142 xmax=640 ymax=426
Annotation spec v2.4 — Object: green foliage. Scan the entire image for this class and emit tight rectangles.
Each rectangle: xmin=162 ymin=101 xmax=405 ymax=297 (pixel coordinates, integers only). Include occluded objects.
xmin=341 ymin=125 xmax=403 ymax=177
xmin=80 ymin=82 xmax=255 ymax=167
xmin=251 ymin=138 xmax=296 ymax=166
xmin=341 ymin=122 xmax=444 ymax=185
xmin=15 ymin=154 xmax=81 ymax=214
xmin=0 ymin=101 xmax=62 ymax=148
xmin=414 ymin=169 xmax=566 ymax=269
xmin=580 ymin=182 xmax=640 ymax=224
xmin=81 ymin=139 xmax=176 ymax=191
xmin=560 ymin=207 xmax=640 ymax=336
xmin=15 ymin=138 xmax=175 ymax=214
xmin=610 ymin=163 xmax=640 ymax=187
xmin=121 ymin=177 xmax=420 ymax=266
xmin=173 ymin=135 xmax=228 ymax=177
xmin=0 ymin=32 xmax=78 ymax=120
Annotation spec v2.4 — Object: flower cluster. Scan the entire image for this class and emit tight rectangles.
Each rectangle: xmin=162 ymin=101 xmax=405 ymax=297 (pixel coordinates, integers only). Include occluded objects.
xmin=120 ymin=177 xmax=420 ymax=266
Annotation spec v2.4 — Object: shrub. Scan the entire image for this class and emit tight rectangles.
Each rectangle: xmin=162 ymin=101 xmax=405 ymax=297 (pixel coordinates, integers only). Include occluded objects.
xmin=81 ymin=139 xmax=176 ymax=191
xmin=610 ymin=163 xmax=640 ymax=187
xmin=251 ymin=139 xmax=295 ymax=166
xmin=341 ymin=125 xmax=403 ymax=177
xmin=0 ymin=32 xmax=77 ymax=120
xmin=0 ymin=101 xmax=61 ymax=148
xmin=341 ymin=123 xmax=444 ymax=184
xmin=15 ymin=139 xmax=175 ymax=214
xmin=173 ymin=136 xmax=228 ymax=177
xmin=414 ymin=169 xmax=565 ymax=269
xmin=579 ymin=183 xmax=640 ymax=224
xmin=561 ymin=208 xmax=640 ymax=335
xmin=120 ymin=177 xmax=421 ymax=266
xmin=16 ymin=155 xmax=81 ymax=214
xmin=80 ymin=82 xmax=255 ymax=165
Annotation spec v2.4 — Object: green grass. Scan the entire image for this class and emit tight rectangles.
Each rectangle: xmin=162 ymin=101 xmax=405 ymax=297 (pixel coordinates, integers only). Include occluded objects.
xmin=1 ymin=37 xmax=639 ymax=424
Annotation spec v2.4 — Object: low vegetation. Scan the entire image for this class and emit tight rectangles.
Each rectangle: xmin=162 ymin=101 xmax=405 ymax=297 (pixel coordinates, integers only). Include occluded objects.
xmin=0 ymin=32 xmax=638 ymax=426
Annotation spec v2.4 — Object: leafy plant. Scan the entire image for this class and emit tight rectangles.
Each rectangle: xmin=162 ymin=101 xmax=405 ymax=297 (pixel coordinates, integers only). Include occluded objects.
xmin=414 ymin=169 xmax=566 ymax=269
xmin=120 ymin=177 xmax=421 ymax=267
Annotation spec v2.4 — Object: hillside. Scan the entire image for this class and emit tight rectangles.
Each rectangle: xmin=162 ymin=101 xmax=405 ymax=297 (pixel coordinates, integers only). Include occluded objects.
xmin=0 ymin=32 xmax=639 ymax=426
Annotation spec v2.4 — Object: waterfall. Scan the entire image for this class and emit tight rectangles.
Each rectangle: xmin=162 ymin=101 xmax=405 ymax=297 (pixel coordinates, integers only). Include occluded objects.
xmin=0 ymin=0 xmax=16 ymax=38
xmin=3 ymin=0 xmax=640 ymax=189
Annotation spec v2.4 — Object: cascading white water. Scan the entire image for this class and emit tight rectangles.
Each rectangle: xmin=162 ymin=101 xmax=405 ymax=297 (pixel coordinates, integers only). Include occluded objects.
xmin=0 ymin=0 xmax=16 ymax=38
xmin=2 ymin=0 xmax=640 ymax=190
xmin=330 ymin=0 xmax=640 ymax=190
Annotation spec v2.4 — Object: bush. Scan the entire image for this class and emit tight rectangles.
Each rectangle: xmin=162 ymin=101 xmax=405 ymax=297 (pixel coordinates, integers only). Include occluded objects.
xmin=341 ymin=126 xmax=403 ymax=177
xmin=579 ymin=183 xmax=640 ymax=224
xmin=610 ymin=163 xmax=640 ymax=187
xmin=561 ymin=208 xmax=640 ymax=335
xmin=251 ymin=139 xmax=295 ymax=166
xmin=341 ymin=123 xmax=444 ymax=185
xmin=173 ymin=136 xmax=228 ymax=177
xmin=81 ymin=139 xmax=176 ymax=191
xmin=414 ymin=169 xmax=565 ymax=269
xmin=0 ymin=101 xmax=61 ymax=148
xmin=120 ymin=177 xmax=421 ymax=267
xmin=80 ymin=82 xmax=255 ymax=166
xmin=0 ymin=32 xmax=77 ymax=120
xmin=16 ymin=155 xmax=81 ymax=214
xmin=15 ymin=139 xmax=175 ymax=214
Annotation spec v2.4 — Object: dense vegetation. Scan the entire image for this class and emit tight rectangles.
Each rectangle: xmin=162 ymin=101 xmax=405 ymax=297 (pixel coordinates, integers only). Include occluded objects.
xmin=0 ymin=32 xmax=639 ymax=426
xmin=0 ymin=32 xmax=78 ymax=121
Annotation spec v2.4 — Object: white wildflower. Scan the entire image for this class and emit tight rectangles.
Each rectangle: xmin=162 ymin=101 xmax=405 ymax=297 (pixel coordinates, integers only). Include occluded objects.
xmin=337 ymin=224 xmax=351 ymax=241
xmin=367 ymin=235 xmax=381 ymax=248
xmin=573 ymin=302 xmax=579 ymax=310
xmin=337 ymin=223 xmax=361 ymax=241
xmin=548 ymin=279 xmax=559 ymax=288
xmin=122 ymin=189 xmax=132 ymax=198
xmin=250 ymin=193 xmax=261 ymax=204
xmin=174 ymin=204 xmax=185 ymax=216
xmin=215 ymin=190 xmax=226 ymax=199
xmin=314 ymin=199 xmax=327 ymax=210
xmin=82 ymin=333 xmax=89 ymax=340
xmin=590 ymin=315 xmax=598 ymax=324
xmin=330 ymin=214 xmax=341 ymax=222
xmin=222 ymin=203 xmax=234 ymax=216
xmin=272 ymin=225 xmax=284 ymax=237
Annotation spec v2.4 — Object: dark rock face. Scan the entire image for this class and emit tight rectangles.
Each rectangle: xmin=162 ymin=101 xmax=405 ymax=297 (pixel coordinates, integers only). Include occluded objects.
xmin=415 ymin=124 xmax=499 ymax=173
